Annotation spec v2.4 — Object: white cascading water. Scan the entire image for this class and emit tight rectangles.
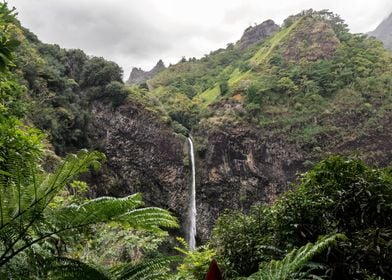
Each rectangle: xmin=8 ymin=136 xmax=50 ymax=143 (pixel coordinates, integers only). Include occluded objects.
xmin=187 ymin=137 xmax=197 ymax=250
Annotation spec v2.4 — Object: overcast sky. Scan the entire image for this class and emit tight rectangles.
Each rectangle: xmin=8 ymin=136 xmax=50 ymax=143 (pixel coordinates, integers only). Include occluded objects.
xmin=7 ymin=0 xmax=392 ymax=79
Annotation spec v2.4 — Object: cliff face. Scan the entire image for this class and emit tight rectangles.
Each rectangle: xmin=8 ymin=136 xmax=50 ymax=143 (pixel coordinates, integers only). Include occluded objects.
xmin=369 ymin=13 xmax=392 ymax=50
xmin=85 ymin=91 xmax=392 ymax=242
xmin=85 ymin=101 xmax=305 ymax=242
xmin=193 ymin=124 xmax=305 ymax=240
xmin=127 ymin=59 xmax=165 ymax=85
xmin=237 ymin=19 xmax=279 ymax=50
xmin=86 ymin=101 xmax=190 ymax=231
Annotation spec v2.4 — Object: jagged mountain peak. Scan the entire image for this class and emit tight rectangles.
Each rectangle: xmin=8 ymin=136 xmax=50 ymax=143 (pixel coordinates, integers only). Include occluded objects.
xmin=155 ymin=59 xmax=165 ymax=68
xmin=249 ymin=15 xmax=341 ymax=67
xmin=127 ymin=59 xmax=166 ymax=85
xmin=369 ymin=12 xmax=392 ymax=50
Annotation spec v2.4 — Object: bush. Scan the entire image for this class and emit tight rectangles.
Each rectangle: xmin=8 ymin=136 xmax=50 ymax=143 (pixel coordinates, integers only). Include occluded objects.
xmin=103 ymin=81 xmax=129 ymax=106
xmin=211 ymin=156 xmax=392 ymax=279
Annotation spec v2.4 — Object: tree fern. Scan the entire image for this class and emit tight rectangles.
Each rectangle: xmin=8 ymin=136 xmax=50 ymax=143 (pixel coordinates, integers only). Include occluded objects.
xmin=43 ymin=197 xmax=178 ymax=241
xmin=112 ymin=256 xmax=180 ymax=280
xmin=117 ymin=207 xmax=179 ymax=232
xmin=0 ymin=150 xmax=178 ymax=270
xmin=247 ymin=234 xmax=346 ymax=280
xmin=0 ymin=150 xmax=104 ymax=266
xmin=44 ymin=256 xmax=179 ymax=280
xmin=44 ymin=257 xmax=112 ymax=280
xmin=0 ymin=150 xmax=103 ymax=230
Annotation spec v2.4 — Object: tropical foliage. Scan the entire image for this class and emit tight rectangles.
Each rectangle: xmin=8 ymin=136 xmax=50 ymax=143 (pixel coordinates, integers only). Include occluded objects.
xmin=211 ymin=156 xmax=392 ymax=279
xmin=131 ymin=10 xmax=392 ymax=172
xmin=246 ymin=234 xmax=345 ymax=280
xmin=10 ymin=14 xmax=132 ymax=155
xmin=174 ymin=237 xmax=216 ymax=280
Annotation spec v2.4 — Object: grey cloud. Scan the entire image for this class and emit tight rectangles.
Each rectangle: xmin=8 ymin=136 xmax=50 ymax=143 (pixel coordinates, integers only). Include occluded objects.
xmin=15 ymin=0 xmax=173 ymax=57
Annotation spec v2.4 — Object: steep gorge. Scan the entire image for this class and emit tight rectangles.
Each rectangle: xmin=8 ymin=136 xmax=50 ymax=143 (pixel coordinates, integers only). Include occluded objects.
xmin=83 ymin=101 xmax=303 ymax=241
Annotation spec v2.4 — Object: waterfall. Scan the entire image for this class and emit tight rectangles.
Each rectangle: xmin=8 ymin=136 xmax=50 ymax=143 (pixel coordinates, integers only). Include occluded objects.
xmin=187 ymin=137 xmax=197 ymax=250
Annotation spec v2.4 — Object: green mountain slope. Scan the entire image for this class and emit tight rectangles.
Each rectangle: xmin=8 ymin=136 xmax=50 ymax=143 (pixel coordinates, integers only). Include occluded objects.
xmin=139 ymin=10 xmax=391 ymax=166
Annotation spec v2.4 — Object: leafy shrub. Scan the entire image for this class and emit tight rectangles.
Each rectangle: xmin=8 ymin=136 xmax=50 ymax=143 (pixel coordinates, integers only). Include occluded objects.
xmin=174 ymin=237 xmax=216 ymax=280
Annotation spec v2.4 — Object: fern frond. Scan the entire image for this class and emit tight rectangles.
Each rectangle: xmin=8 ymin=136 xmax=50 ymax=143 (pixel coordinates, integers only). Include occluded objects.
xmin=0 ymin=148 xmax=179 ymax=273
xmin=44 ymin=257 xmax=111 ymax=280
xmin=117 ymin=207 xmax=179 ymax=232
xmin=47 ymin=193 xmax=144 ymax=229
xmin=0 ymin=150 xmax=105 ymax=266
xmin=111 ymin=256 xmax=180 ymax=280
xmin=0 ymin=150 xmax=104 ymax=231
xmin=248 ymin=234 xmax=345 ymax=280
xmin=174 ymin=236 xmax=192 ymax=256
xmin=48 ymin=201 xmax=178 ymax=235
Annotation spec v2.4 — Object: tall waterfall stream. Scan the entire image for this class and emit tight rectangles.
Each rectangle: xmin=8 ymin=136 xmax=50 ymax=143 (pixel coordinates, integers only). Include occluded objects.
xmin=187 ymin=137 xmax=197 ymax=250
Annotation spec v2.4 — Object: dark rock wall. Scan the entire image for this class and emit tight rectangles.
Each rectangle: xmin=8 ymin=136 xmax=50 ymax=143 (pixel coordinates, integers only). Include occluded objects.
xmin=193 ymin=124 xmax=304 ymax=240
xmin=86 ymin=102 xmax=190 ymax=232
xmin=85 ymin=100 xmax=392 ymax=242
xmin=237 ymin=19 xmax=280 ymax=50
xmin=85 ymin=101 xmax=306 ymax=241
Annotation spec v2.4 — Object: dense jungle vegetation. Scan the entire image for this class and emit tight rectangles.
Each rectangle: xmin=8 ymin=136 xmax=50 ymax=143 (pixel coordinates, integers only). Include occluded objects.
xmin=0 ymin=2 xmax=391 ymax=279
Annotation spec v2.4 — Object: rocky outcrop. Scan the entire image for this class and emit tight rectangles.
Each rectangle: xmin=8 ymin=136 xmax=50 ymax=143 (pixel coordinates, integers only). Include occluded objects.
xmin=84 ymin=97 xmax=303 ymax=240
xmin=237 ymin=19 xmax=279 ymax=50
xmin=282 ymin=17 xmax=340 ymax=61
xmin=127 ymin=59 xmax=165 ymax=85
xmin=369 ymin=13 xmax=392 ymax=50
